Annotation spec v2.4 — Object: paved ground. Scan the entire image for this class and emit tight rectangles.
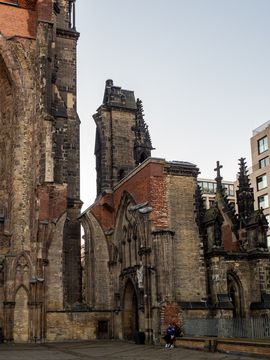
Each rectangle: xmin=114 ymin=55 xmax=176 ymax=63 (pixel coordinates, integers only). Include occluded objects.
xmin=0 ymin=340 xmax=259 ymax=360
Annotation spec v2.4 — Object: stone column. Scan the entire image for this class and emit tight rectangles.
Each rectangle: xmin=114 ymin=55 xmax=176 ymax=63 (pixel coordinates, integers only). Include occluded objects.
xmin=3 ymin=301 xmax=15 ymax=342
xmin=152 ymin=230 xmax=175 ymax=302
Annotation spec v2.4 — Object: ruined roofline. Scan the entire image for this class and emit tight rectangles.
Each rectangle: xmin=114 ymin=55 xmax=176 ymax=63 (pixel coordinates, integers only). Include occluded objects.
xmin=113 ymin=157 xmax=199 ymax=191
xmin=79 ymin=157 xmax=199 ymax=218
xmin=78 ymin=157 xmax=199 ymax=215
xmin=102 ymin=79 xmax=137 ymax=110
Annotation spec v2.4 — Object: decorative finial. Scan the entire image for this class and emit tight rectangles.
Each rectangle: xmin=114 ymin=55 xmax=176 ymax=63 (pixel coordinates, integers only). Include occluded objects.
xmin=214 ymin=161 xmax=223 ymax=191
xmin=106 ymin=79 xmax=113 ymax=87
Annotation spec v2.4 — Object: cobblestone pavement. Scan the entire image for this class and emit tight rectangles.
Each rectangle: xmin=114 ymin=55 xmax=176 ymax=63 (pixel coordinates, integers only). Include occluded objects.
xmin=0 ymin=341 xmax=258 ymax=360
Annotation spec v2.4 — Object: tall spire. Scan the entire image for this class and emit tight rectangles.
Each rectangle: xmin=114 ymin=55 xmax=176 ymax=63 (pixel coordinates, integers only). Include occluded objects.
xmin=236 ymin=157 xmax=254 ymax=220
xmin=134 ymin=99 xmax=153 ymax=164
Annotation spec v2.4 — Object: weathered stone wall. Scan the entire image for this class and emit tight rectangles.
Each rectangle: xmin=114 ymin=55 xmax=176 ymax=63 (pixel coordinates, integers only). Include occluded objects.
xmin=94 ymin=107 xmax=136 ymax=194
xmin=207 ymin=255 xmax=267 ymax=317
xmin=54 ymin=23 xmax=82 ymax=307
xmin=0 ymin=55 xmax=14 ymax=234
xmin=0 ymin=0 xmax=81 ymax=342
xmin=46 ymin=311 xmax=112 ymax=341
xmin=167 ymin=174 xmax=207 ymax=303
xmin=80 ymin=212 xmax=111 ymax=310
xmin=0 ymin=35 xmax=38 ymax=257
xmin=46 ymin=213 xmax=66 ymax=311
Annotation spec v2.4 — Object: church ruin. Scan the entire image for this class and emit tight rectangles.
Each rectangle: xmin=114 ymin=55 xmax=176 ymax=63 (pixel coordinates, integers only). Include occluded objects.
xmin=0 ymin=0 xmax=270 ymax=343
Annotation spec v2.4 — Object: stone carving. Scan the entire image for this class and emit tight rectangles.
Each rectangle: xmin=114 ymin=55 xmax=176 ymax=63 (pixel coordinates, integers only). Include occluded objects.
xmin=136 ymin=264 xmax=144 ymax=289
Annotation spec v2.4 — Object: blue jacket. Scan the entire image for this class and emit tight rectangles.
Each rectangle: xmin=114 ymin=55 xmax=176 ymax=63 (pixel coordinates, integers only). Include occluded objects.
xmin=166 ymin=326 xmax=175 ymax=336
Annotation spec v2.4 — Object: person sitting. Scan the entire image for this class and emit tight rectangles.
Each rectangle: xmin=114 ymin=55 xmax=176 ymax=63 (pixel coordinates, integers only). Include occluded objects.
xmin=164 ymin=323 xmax=176 ymax=348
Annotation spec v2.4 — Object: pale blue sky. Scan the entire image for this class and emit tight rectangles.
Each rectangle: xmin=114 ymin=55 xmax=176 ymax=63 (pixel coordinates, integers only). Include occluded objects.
xmin=77 ymin=0 xmax=270 ymax=210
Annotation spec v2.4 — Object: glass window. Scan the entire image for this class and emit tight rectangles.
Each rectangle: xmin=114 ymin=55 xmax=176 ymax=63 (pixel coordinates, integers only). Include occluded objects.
xmin=208 ymin=182 xmax=215 ymax=193
xmin=258 ymin=136 xmax=268 ymax=154
xmin=202 ymin=182 xmax=209 ymax=192
xmin=222 ymin=183 xmax=234 ymax=196
xmin=229 ymin=184 xmax=235 ymax=196
xmin=259 ymin=157 xmax=270 ymax=169
xmin=257 ymin=174 xmax=267 ymax=191
xmin=258 ymin=194 xmax=269 ymax=209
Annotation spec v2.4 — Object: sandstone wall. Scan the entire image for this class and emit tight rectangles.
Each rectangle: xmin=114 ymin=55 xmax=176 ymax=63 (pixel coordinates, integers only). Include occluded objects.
xmin=46 ymin=311 xmax=112 ymax=341
xmin=167 ymin=174 xmax=207 ymax=303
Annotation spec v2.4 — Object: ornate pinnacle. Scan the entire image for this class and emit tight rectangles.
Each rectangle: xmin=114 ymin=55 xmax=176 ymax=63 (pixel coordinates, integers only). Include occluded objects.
xmin=135 ymin=99 xmax=153 ymax=148
xmin=238 ymin=157 xmax=251 ymax=191
xmin=236 ymin=157 xmax=254 ymax=219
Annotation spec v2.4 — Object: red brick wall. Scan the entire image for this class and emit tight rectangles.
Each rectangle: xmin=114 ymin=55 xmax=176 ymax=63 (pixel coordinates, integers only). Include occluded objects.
xmin=18 ymin=0 xmax=37 ymax=10
xmin=0 ymin=6 xmax=37 ymax=37
xmin=91 ymin=193 xmax=115 ymax=231
xmin=36 ymin=0 xmax=52 ymax=21
xmin=223 ymin=223 xmax=239 ymax=251
xmin=91 ymin=162 xmax=169 ymax=231
xmin=38 ymin=184 xmax=67 ymax=221
xmin=0 ymin=0 xmax=52 ymax=38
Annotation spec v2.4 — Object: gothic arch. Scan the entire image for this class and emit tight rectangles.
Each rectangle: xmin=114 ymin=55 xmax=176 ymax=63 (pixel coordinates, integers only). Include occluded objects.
xmin=46 ymin=212 xmax=66 ymax=310
xmin=138 ymin=151 xmax=148 ymax=164
xmin=10 ymin=252 xmax=33 ymax=299
xmin=0 ymin=49 xmax=16 ymax=238
xmin=114 ymin=191 xmax=146 ymax=270
xmin=122 ymin=278 xmax=139 ymax=340
xmin=227 ymin=271 xmax=244 ymax=318
xmin=80 ymin=212 xmax=111 ymax=309
xmin=0 ymin=33 xmax=37 ymax=251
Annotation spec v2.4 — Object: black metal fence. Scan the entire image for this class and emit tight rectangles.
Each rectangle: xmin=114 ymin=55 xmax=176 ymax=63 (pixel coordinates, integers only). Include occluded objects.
xmin=184 ymin=318 xmax=270 ymax=339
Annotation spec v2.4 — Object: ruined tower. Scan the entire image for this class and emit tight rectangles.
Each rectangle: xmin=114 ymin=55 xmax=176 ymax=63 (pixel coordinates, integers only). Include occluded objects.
xmin=93 ymin=80 xmax=153 ymax=196
xmin=0 ymin=0 xmax=81 ymax=342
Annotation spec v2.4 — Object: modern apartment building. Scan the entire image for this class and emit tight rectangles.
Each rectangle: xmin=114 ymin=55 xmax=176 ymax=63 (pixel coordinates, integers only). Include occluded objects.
xmin=198 ymin=178 xmax=236 ymax=209
xmin=250 ymin=120 xmax=270 ymax=245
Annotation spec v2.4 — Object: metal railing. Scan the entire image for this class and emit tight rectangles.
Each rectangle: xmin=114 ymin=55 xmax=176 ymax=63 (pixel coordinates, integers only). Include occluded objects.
xmin=184 ymin=318 xmax=270 ymax=339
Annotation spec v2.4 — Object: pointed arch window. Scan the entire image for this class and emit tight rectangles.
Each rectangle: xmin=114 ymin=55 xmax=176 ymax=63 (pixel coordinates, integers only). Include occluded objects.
xmin=227 ymin=272 xmax=244 ymax=318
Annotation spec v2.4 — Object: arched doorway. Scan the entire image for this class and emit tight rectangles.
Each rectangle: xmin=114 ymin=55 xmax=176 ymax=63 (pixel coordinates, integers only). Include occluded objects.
xmin=13 ymin=287 xmax=29 ymax=342
xmin=123 ymin=280 xmax=139 ymax=340
xmin=227 ymin=272 xmax=244 ymax=318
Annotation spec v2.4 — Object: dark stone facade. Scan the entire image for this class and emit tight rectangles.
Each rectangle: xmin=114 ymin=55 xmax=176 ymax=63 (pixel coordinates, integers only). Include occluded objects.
xmin=0 ymin=0 xmax=81 ymax=342
xmin=94 ymin=80 xmax=153 ymax=196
